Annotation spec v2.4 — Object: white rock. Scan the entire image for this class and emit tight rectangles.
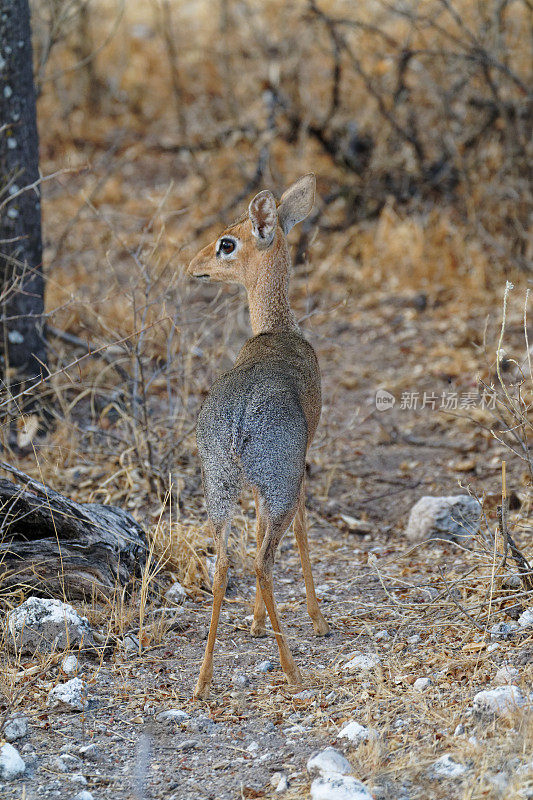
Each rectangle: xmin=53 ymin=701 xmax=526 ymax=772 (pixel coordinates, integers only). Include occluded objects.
xmin=165 ymin=581 xmax=187 ymax=604
xmin=156 ymin=708 xmax=189 ymax=723
xmin=338 ymin=721 xmax=375 ymax=744
xmin=61 ymin=654 xmax=80 ymax=675
xmin=3 ymin=715 xmax=27 ymax=741
xmin=413 ymin=677 xmax=431 ymax=692
xmin=407 ymin=634 xmax=421 ymax=645
xmin=454 ymin=724 xmax=465 ymax=736
xmin=473 ymin=685 xmax=525 ymax=716
xmin=247 ymin=741 xmax=259 ymax=754
xmin=406 ymin=495 xmax=480 ymax=542
xmin=311 ymin=775 xmax=374 ymax=800
xmin=8 ymin=597 xmax=94 ymax=654
xmin=0 ymin=743 xmax=25 ymax=780
xmin=276 ymin=774 xmax=289 ymax=792
xmin=494 ymin=665 xmax=519 ymax=685
xmin=344 ymin=654 xmax=380 ymax=672
xmin=518 ymin=608 xmax=533 ymax=628
xmin=47 ymin=678 xmax=88 ymax=712
xmin=432 ymin=754 xmax=467 ymax=778
xmin=257 ymin=660 xmax=274 ymax=672
xmin=374 ymin=630 xmax=390 ymax=641
xmin=307 ymin=747 xmax=353 ymax=776
xmin=73 ymin=792 xmax=94 ymax=800
xmin=490 ymin=621 xmax=518 ymax=639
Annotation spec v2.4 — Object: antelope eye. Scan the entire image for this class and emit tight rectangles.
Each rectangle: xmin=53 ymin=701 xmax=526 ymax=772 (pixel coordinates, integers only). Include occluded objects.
xmin=218 ymin=237 xmax=236 ymax=256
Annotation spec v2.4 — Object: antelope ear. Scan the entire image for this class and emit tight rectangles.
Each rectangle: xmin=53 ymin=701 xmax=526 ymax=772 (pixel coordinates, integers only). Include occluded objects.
xmin=249 ymin=190 xmax=277 ymax=246
xmin=278 ymin=173 xmax=316 ymax=235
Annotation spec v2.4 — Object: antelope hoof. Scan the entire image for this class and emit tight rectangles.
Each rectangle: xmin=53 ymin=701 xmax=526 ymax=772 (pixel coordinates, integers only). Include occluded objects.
xmin=250 ymin=620 xmax=268 ymax=637
xmin=193 ymin=678 xmax=211 ymax=700
xmin=312 ymin=615 xmax=330 ymax=636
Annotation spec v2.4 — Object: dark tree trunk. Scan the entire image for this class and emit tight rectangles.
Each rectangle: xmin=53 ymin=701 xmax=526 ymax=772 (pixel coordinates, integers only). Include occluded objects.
xmin=0 ymin=0 xmax=47 ymax=397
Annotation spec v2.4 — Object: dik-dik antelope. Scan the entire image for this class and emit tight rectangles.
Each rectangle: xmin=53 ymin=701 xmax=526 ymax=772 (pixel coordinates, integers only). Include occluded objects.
xmin=187 ymin=174 xmax=329 ymax=699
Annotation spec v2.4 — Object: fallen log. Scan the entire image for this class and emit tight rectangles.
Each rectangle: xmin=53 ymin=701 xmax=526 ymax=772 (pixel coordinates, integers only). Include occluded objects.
xmin=0 ymin=461 xmax=148 ymax=600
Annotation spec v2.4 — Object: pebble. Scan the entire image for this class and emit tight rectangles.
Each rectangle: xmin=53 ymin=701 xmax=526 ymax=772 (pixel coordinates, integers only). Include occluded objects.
xmin=47 ymin=678 xmax=88 ymax=712
xmin=3 ymin=715 xmax=28 ymax=742
xmin=165 ymin=581 xmax=188 ymax=604
xmin=338 ymin=721 xmax=375 ymax=744
xmin=73 ymin=793 xmax=94 ymax=800
xmin=310 ymin=775 xmax=374 ymax=800
xmin=413 ymin=677 xmax=431 ymax=692
xmin=307 ymin=747 xmax=353 ymax=776
xmin=156 ymin=709 xmax=189 ymax=723
xmin=61 ymin=654 xmax=80 ymax=676
xmin=275 ymin=774 xmax=289 ymax=792
xmin=78 ymin=743 xmax=99 ymax=761
xmin=231 ymin=672 xmax=249 ymax=689
xmin=490 ymin=621 xmax=518 ymax=639
xmin=454 ymin=724 xmax=465 ymax=736
xmin=494 ymin=665 xmax=519 ymax=685
xmin=293 ymin=689 xmax=315 ymax=700
xmin=0 ymin=743 xmax=26 ymax=780
xmin=518 ymin=608 xmax=533 ymax=628
xmin=176 ymin=739 xmax=200 ymax=751
xmin=431 ymin=754 xmax=467 ymax=778
xmin=473 ymin=685 xmax=525 ymax=716
xmin=374 ymin=630 xmax=390 ymax=641
xmin=54 ymin=753 xmax=83 ymax=772
xmin=257 ymin=660 xmax=274 ymax=672
xmin=344 ymin=654 xmax=380 ymax=672
xmin=407 ymin=635 xmax=421 ymax=645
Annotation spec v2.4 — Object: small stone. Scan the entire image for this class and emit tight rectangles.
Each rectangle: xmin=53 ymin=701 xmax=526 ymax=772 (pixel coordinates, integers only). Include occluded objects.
xmin=54 ymin=753 xmax=83 ymax=772
xmin=495 ymin=665 xmax=519 ymax=685
xmin=176 ymin=739 xmax=199 ymax=751
xmin=338 ymin=721 xmax=375 ymax=744
xmin=454 ymin=724 xmax=465 ymax=736
xmin=257 ymin=660 xmax=274 ymax=672
xmin=374 ymin=630 xmax=390 ymax=641
xmin=165 ymin=581 xmax=187 ymax=605
xmin=490 ymin=621 xmax=519 ymax=639
xmin=325 ymin=691 xmax=337 ymax=703
xmin=406 ymin=495 xmax=480 ymax=542
xmin=61 ymin=654 xmax=80 ymax=676
xmin=293 ymin=689 xmax=315 ymax=700
xmin=413 ymin=677 xmax=431 ymax=692
xmin=3 ymin=715 xmax=27 ymax=742
xmin=307 ymin=747 xmax=353 ymax=777
xmin=231 ymin=672 xmax=249 ymax=689
xmin=0 ymin=743 xmax=25 ymax=781
xmin=431 ymin=754 xmax=467 ymax=778
xmin=69 ymin=773 xmax=88 ymax=785
xmin=156 ymin=708 xmax=189 ymax=723
xmin=78 ymin=744 xmax=99 ymax=761
xmin=247 ymin=741 xmax=259 ymax=754
xmin=47 ymin=678 xmax=88 ymax=712
xmin=407 ymin=635 xmax=421 ymax=645
xmin=275 ymin=774 xmax=289 ymax=792
xmin=518 ymin=608 xmax=533 ymax=628
xmin=311 ymin=775 xmax=374 ymax=800
xmin=122 ymin=633 xmax=141 ymax=654
xmin=473 ymin=685 xmax=525 ymax=716
xmin=73 ymin=792 xmax=94 ymax=800
xmin=344 ymin=654 xmax=380 ymax=672
xmin=8 ymin=597 xmax=94 ymax=654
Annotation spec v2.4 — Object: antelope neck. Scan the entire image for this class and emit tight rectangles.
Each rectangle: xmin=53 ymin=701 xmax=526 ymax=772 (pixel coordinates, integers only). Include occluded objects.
xmin=246 ymin=242 xmax=298 ymax=336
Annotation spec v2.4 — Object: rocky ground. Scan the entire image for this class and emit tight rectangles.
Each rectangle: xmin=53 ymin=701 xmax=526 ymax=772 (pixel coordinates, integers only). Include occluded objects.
xmin=1 ymin=288 xmax=532 ymax=800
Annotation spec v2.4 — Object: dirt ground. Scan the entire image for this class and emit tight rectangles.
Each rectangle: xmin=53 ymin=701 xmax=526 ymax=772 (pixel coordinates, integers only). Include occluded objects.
xmin=1 ymin=282 xmax=532 ymax=800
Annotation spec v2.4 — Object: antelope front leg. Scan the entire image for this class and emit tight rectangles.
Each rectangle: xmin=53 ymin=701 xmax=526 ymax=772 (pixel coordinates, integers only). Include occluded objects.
xmin=194 ymin=523 xmax=229 ymax=700
xmin=294 ymin=478 xmax=329 ymax=636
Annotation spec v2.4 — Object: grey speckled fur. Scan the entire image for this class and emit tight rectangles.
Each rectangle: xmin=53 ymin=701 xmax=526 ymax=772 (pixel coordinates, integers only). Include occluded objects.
xmin=196 ymin=330 xmax=319 ymax=525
